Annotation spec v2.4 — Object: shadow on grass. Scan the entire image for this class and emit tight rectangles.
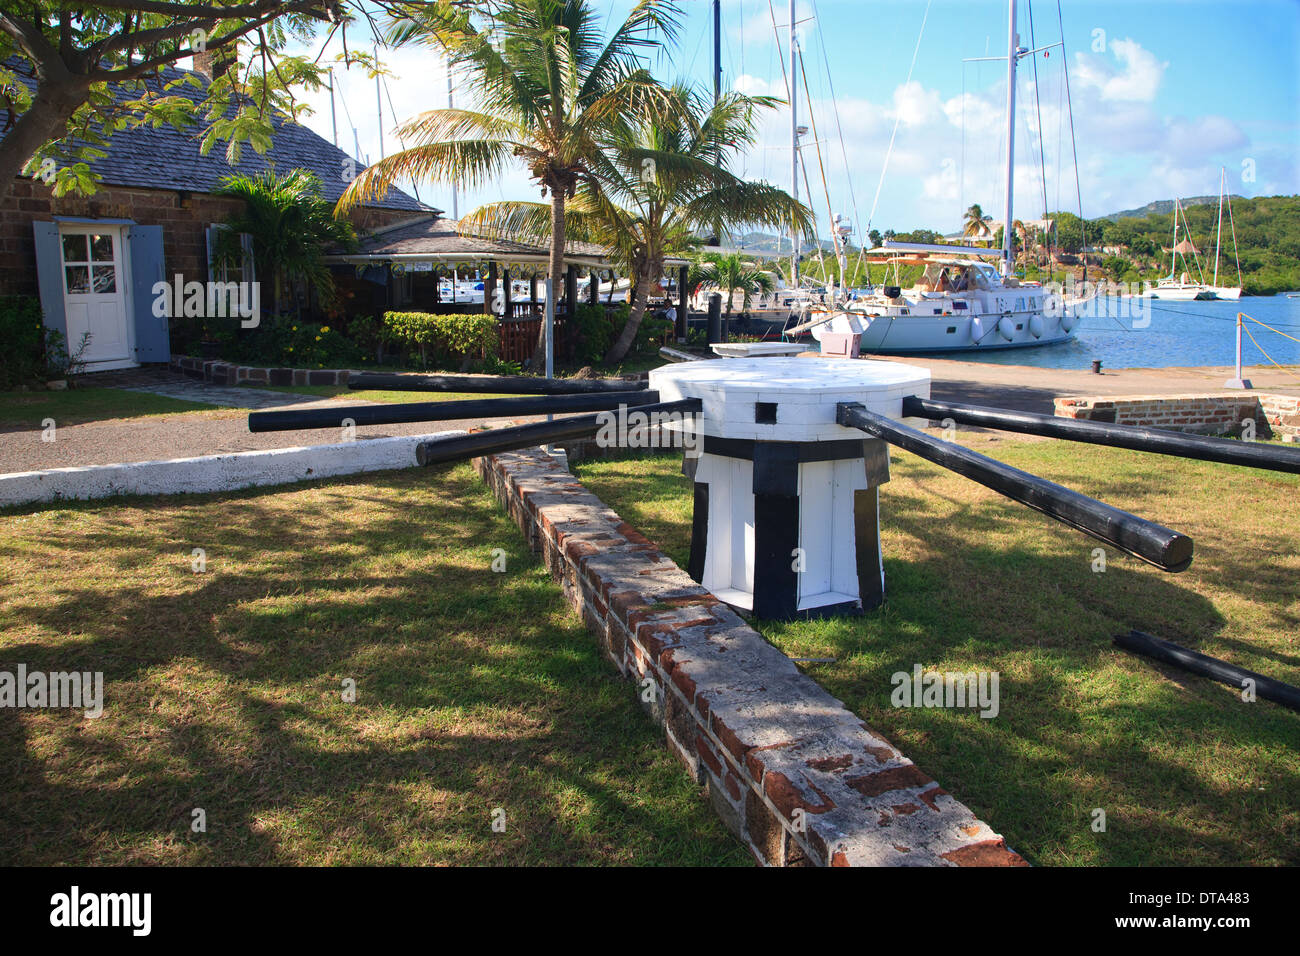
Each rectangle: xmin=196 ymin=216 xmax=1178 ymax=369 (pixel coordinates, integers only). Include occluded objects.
xmin=0 ymin=467 xmax=749 ymax=866
xmin=575 ymin=447 xmax=1300 ymax=867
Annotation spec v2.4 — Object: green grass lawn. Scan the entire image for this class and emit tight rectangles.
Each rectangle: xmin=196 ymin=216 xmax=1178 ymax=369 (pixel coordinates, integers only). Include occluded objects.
xmin=573 ymin=437 xmax=1300 ymax=867
xmin=0 ymin=467 xmax=749 ymax=866
xmin=0 ymin=387 xmax=220 ymax=428
xmin=259 ymin=385 xmax=514 ymax=405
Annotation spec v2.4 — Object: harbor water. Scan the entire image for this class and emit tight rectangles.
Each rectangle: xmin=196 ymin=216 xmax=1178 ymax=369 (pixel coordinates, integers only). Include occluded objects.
xmin=950 ymin=295 xmax=1300 ymax=370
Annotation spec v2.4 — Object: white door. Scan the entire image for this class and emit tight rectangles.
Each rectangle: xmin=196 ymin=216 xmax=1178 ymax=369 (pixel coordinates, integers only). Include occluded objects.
xmin=59 ymin=226 xmax=132 ymax=366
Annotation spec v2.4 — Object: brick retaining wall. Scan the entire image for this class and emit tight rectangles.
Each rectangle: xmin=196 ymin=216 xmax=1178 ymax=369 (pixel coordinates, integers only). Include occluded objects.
xmin=473 ymin=447 xmax=1025 ymax=867
xmin=170 ymin=354 xmax=354 ymax=387
xmin=1055 ymin=393 xmax=1300 ymax=441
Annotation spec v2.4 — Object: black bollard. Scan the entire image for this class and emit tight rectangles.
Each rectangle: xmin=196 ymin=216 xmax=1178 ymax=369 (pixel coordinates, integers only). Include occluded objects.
xmin=706 ymin=294 xmax=722 ymax=345
xmin=838 ymin=402 xmax=1193 ymax=572
xmin=249 ymin=390 xmax=660 ymax=433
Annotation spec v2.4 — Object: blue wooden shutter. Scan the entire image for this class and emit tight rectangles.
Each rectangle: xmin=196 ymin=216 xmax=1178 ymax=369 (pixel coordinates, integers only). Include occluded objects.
xmin=32 ymin=221 xmax=68 ymax=342
xmin=127 ymin=224 xmax=169 ymax=362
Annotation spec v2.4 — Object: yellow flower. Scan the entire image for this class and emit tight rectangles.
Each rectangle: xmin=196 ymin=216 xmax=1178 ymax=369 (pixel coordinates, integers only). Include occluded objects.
xmin=315 ymin=335 xmax=321 ymax=341
xmin=320 ymin=326 xmax=330 ymax=333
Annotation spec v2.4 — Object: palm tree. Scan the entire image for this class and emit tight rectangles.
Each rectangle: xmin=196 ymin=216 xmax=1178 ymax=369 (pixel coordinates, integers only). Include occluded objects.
xmin=962 ymin=203 xmax=991 ymax=243
xmin=696 ymin=252 xmax=775 ymax=317
xmin=337 ymin=0 xmax=682 ymax=367
xmin=215 ymin=169 xmax=356 ymax=316
xmin=1011 ymin=219 xmax=1029 ymax=264
xmin=458 ymin=85 xmax=810 ymax=363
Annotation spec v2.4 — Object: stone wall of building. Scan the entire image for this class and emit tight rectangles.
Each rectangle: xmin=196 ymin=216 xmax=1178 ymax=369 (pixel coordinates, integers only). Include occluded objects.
xmin=1 ymin=177 xmax=415 ymax=300
xmin=473 ymin=446 xmax=1026 ymax=867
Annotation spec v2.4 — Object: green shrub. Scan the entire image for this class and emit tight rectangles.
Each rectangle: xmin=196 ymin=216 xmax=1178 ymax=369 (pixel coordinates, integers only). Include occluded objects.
xmin=218 ymin=315 xmax=364 ymax=369
xmin=0 ymin=296 xmax=47 ymax=388
xmin=634 ymin=309 xmax=672 ymax=352
xmin=383 ymin=311 xmax=498 ymax=368
xmin=571 ymin=303 xmax=614 ymax=365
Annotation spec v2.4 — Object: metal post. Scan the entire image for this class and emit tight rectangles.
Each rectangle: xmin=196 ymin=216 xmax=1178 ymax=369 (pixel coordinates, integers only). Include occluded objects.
xmin=544 ymin=278 xmax=555 ymax=381
xmin=1225 ymin=312 xmax=1252 ymax=389
xmin=677 ymin=264 xmax=689 ymax=342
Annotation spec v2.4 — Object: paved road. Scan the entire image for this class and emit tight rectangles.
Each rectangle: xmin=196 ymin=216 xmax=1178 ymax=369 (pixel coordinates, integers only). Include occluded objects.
xmin=4 ymin=363 xmax=1295 ymax=474
xmin=900 ymin=358 xmax=1300 ymax=414
xmin=1 ymin=374 xmax=540 ymax=474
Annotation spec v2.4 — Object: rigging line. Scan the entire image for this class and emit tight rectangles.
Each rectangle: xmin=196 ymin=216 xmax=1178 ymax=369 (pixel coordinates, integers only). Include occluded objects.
xmin=1226 ymin=188 xmax=1243 ymax=284
xmin=865 ymin=0 xmax=933 ymax=236
xmin=1056 ymin=0 xmax=1087 ymax=284
xmin=797 ymin=42 xmax=841 ymax=283
xmin=1026 ymin=0 xmax=1050 ymax=223
xmin=810 ymin=0 xmax=860 ymax=229
xmin=1143 ymin=302 xmax=1300 ymax=330
xmin=380 ymin=74 xmax=422 ymax=204
xmin=960 ymin=63 xmax=966 ymax=227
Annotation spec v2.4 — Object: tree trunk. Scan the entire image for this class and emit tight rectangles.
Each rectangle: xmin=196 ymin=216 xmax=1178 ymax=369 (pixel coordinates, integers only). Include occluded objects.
xmin=531 ymin=193 xmax=565 ymax=370
xmin=604 ymin=267 xmax=655 ymax=365
xmin=0 ymin=74 xmax=89 ymax=202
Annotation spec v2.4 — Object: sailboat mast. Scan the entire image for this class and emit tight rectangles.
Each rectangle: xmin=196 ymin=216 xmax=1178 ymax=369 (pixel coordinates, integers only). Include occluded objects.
xmin=1170 ymin=201 xmax=1178 ymax=275
xmin=713 ymin=0 xmax=722 ymax=103
xmin=448 ymin=66 xmax=458 ymax=219
xmin=1001 ymin=0 xmax=1018 ymax=277
xmin=1213 ymin=167 xmax=1225 ymax=288
xmin=790 ymin=0 xmax=800 ymax=288
xmin=328 ymin=68 xmax=338 ymax=148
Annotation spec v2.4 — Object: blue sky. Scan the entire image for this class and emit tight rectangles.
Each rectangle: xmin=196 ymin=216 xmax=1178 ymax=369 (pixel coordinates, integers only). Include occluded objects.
xmin=295 ymin=0 xmax=1300 ymax=238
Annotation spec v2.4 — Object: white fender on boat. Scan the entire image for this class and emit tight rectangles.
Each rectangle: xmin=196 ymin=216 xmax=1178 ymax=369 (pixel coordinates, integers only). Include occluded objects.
xmin=1061 ymin=312 xmax=1077 ymax=332
xmin=1029 ymin=314 xmax=1044 ymax=338
xmin=970 ymin=316 xmax=985 ymax=343
xmin=997 ymin=316 xmax=1015 ymax=341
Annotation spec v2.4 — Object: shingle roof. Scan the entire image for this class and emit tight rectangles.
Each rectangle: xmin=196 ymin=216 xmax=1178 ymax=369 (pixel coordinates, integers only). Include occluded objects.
xmin=1 ymin=58 xmax=430 ymax=213
xmin=346 ymin=216 xmax=609 ymax=259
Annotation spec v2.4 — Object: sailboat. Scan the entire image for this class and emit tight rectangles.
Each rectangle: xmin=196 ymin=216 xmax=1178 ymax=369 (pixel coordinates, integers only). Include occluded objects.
xmin=792 ymin=0 xmax=1083 ymax=353
xmin=1148 ymin=198 xmax=1213 ymax=300
xmin=1207 ymin=166 xmax=1243 ymax=300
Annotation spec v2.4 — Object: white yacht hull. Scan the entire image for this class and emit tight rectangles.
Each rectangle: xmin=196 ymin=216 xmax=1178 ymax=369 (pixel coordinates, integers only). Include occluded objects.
xmin=853 ymin=311 xmax=1074 ymax=353
xmin=1150 ymin=286 xmax=1211 ymax=300
xmin=1208 ymin=286 xmax=1242 ymax=300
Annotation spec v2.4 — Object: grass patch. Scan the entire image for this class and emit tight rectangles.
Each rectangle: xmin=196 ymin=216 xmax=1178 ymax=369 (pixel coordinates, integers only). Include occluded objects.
xmin=258 ymin=385 xmax=513 ymax=405
xmin=0 ymin=467 xmax=748 ymax=866
xmin=573 ymin=438 xmax=1300 ymax=866
xmin=0 ymin=388 xmax=221 ymax=428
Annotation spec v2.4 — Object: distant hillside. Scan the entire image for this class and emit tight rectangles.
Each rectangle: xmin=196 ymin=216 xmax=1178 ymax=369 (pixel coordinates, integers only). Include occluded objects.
xmin=726 ymin=231 xmax=836 ymax=258
xmin=1079 ymin=194 xmax=1300 ymax=295
xmin=1100 ymin=195 xmax=1242 ymax=223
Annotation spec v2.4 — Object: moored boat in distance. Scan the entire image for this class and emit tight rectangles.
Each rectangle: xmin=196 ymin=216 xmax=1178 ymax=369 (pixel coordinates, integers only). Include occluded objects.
xmin=803 ymin=241 xmax=1079 ymax=353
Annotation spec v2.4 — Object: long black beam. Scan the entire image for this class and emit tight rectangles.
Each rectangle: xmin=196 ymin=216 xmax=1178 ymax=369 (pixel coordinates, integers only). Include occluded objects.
xmin=1114 ymin=630 xmax=1300 ymax=712
xmin=247 ymin=391 xmax=659 ymax=433
xmin=349 ymin=372 xmax=649 ymax=395
xmin=903 ymin=395 xmax=1300 ymax=475
xmin=416 ymin=398 xmax=702 ymax=466
xmin=837 ymin=402 xmax=1193 ymax=572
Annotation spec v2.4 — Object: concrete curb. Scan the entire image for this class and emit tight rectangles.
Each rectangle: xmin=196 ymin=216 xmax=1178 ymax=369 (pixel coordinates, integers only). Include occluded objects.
xmin=0 ymin=431 xmax=466 ymax=508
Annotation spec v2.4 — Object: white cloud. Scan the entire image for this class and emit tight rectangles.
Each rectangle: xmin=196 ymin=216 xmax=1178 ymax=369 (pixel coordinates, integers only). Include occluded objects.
xmin=1073 ymin=37 xmax=1167 ymax=103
